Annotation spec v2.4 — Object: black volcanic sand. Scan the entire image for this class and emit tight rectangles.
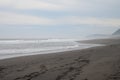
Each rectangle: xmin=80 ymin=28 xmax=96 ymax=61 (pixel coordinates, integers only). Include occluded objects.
xmin=0 ymin=38 xmax=120 ymax=80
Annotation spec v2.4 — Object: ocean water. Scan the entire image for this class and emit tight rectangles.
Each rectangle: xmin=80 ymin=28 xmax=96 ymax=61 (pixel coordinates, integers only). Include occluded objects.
xmin=0 ymin=39 xmax=101 ymax=59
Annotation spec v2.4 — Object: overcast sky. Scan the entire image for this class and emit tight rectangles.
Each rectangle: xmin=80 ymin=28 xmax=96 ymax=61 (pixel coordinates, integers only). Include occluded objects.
xmin=0 ymin=0 xmax=120 ymax=38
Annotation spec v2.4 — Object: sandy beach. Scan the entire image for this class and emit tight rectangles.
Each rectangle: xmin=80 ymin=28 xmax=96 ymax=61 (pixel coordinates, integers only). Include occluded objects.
xmin=0 ymin=38 xmax=120 ymax=80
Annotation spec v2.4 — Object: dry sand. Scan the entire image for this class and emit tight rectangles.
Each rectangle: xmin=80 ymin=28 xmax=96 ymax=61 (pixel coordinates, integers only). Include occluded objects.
xmin=0 ymin=38 xmax=120 ymax=80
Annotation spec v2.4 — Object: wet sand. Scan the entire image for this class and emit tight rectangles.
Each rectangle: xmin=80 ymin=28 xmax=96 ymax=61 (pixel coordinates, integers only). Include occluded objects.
xmin=0 ymin=38 xmax=120 ymax=80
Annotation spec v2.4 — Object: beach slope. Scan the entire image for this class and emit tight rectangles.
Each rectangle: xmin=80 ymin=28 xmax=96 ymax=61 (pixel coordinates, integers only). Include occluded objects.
xmin=0 ymin=39 xmax=120 ymax=80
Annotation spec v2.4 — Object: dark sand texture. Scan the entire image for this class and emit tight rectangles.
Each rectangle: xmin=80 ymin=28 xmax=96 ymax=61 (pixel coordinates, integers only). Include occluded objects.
xmin=0 ymin=38 xmax=120 ymax=80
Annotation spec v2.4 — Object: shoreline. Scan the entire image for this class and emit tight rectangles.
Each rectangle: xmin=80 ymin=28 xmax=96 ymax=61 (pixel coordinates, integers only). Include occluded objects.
xmin=0 ymin=38 xmax=120 ymax=80
xmin=0 ymin=42 xmax=103 ymax=60
xmin=0 ymin=44 xmax=103 ymax=61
